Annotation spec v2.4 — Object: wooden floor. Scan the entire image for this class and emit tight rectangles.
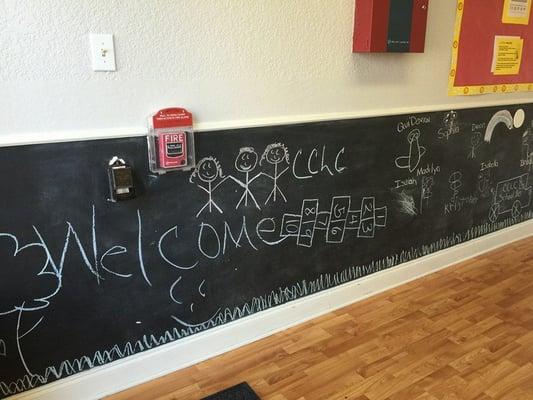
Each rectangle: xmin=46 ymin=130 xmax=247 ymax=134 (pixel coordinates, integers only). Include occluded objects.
xmin=107 ymin=237 xmax=533 ymax=400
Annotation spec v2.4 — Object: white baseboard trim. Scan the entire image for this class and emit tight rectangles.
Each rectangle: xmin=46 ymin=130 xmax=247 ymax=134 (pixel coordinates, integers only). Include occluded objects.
xmin=9 ymin=220 xmax=532 ymax=400
xmin=1 ymin=100 xmax=531 ymax=147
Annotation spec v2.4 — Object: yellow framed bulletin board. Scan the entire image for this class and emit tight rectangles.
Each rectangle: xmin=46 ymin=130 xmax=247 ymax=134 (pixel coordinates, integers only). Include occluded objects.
xmin=449 ymin=0 xmax=533 ymax=96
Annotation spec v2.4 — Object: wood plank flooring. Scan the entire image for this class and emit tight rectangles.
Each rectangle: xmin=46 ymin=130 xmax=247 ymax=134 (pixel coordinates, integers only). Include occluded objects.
xmin=106 ymin=237 xmax=533 ymax=400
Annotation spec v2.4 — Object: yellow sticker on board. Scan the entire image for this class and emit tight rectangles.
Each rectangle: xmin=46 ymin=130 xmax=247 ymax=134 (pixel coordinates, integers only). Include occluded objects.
xmin=502 ymin=0 xmax=532 ymax=25
xmin=491 ymin=36 xmax=524 ymax=75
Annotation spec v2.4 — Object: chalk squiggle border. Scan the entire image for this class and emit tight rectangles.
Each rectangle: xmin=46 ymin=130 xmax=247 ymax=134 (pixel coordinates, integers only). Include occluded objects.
xmin=1 ymin=211 xmax=532 ymax=397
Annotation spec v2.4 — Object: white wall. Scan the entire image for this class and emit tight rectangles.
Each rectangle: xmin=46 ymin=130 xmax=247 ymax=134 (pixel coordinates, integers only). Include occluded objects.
xmin=0 ymin=0 xmax=531 ymax=141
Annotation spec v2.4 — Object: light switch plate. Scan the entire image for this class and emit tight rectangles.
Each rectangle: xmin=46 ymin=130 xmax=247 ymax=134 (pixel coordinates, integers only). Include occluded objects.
xmin=89 ymin=33 xmax=116 ymax=71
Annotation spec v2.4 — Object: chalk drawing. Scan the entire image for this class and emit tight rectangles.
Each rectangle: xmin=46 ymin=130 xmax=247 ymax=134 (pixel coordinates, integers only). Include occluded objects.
xmin=0 ymin=340 xmax=5 ymax=357
xmin=169 ymin=276 xmax=183 ymax=305
xmin=450 ymin=172 xmax=462 ymax=200
xmin=489 ymin=173 xmax=532 ymax=222
xmin=190 ymin=157 xmax=228 ymax=217
xmin=158 ymin=226 xmax=199 ymax=270
xmin=198 ymin=280 xmax=206 ymax=298
xmin=420 ymin=176 xmax=434 ymax=214
xmin=522 ymin=128 xmax=533 ymax=171
xmin=484 ymin=109 xmax=524 ymax=143
xmin=478 ymin=170 xmax=492 ymax=198
xmin=280 ymin=196 xmax=387 ymax=246
xmin=395 ymin=129 xmax=427 ymax=172
xmin=3 ymin=211 xmax=531 ymax=397
xmin=441 ymin=111 xmax=460 ymax=140
xmin=230 ymin=147 xmax=262 ymax=210
xmin=261 ymin=143 xmax=290 ymax=204
xmin=397 ymin=191 xmax=417 ymax=216
xmin=468 ymin=132 xmax=483 ymax=159
xmin=444 ymin=111 xmax=458 ymax=131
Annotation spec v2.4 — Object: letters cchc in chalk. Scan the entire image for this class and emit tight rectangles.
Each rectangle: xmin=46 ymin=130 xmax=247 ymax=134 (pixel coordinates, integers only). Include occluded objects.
xmin=147 ymin=108 xmax=196 ymax=174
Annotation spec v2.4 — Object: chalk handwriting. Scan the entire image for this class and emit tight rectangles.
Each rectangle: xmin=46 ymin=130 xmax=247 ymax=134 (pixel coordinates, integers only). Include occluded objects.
xmin=397 ymin=115 xmax=431 ymax=133
xmin=437 ymin=111 xmax=459 ymax=140
xmin=291 ymin=146 xmax=347 ymax=180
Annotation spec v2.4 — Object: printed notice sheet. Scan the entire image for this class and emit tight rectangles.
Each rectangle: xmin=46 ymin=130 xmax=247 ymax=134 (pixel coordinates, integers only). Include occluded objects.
xmin=491 ymin=35 xmax=524 ymax=75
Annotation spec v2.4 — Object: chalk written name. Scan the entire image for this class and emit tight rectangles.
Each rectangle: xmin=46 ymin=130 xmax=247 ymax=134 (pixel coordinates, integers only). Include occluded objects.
xmin=417 ymin=163 xmax=441 ymax=176
xmin=397 ymin=115 xmax=431 ymax=133
xmin=472 ymin=123 xmax=487 ymax=132
xmin=394 ymin=177 xmax=417 ymax=189
xmin=480 ymin=160 xmax=499 ymax=171
xmin=437 ymin=125 xmax=460 ymax=140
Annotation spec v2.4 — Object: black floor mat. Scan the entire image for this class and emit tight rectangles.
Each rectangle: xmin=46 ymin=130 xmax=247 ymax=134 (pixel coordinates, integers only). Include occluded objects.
xmin=201 ymin=382 xmax=260 ymax=400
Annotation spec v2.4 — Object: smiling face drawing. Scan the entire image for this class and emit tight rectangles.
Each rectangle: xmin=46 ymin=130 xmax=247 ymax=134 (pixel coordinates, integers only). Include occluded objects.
xmin=235 ymin=148 xmax=258 ymax=173
xmin=197 ymin=158 xmax=220 ymax=183
xmin=266 ymin=144 xmax=287 ymax=165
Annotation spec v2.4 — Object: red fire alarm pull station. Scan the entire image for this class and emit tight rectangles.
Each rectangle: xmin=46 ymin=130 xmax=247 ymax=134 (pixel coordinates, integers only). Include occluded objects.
xmin=147 ymin=108 xmax=196 ymax=174
xmin=353 ymin=0 xmax=429 ymax=53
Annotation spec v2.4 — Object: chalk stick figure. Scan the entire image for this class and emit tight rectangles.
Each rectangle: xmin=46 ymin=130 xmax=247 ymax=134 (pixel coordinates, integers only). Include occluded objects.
xmin=190 ymin=157 xmax=227 ymax=217
xmin=478 ymin=170 xmax=491 ymax=198
xmin=230 ymin=147 xmax=262 ymax=209
xmin=395 ymin=129 xmax=426 ymax=173
xmin=261 ymin=143 xmax=290 ymax=204
xmin=468 ymin=132 xmax=482 ymax=159
xmin=420 ymin=176 xmax=434 ymax=214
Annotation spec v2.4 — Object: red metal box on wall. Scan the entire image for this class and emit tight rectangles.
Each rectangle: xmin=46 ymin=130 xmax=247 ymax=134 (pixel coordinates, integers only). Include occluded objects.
xmin=353 ymin=0 xmax=429 ymax=53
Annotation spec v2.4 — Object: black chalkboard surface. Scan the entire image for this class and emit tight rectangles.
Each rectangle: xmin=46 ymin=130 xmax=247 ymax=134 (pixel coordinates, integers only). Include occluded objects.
xmin=1 ymin=104 xmax=532 ymax=397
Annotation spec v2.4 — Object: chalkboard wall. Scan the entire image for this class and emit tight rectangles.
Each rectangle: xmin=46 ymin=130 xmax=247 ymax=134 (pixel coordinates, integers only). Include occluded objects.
xmin=1 ymin=104 xmax=532 ymax=397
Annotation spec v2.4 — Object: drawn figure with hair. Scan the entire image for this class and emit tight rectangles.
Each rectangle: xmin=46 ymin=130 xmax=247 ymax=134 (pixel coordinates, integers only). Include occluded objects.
xmin=190 ymin=157 xmax=227 ymax=217
xmin=261 ymin=143 xmax=290 ymax=204
xmin=230 ymin=147 xmax=262 ymax=209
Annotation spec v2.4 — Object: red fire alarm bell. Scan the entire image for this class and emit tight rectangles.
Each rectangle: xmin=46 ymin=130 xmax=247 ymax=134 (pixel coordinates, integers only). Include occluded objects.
xmin=353 ymin=0 xmax=429 ymax=53
xmin=147 ymin=108 xmax=196 ymax=174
